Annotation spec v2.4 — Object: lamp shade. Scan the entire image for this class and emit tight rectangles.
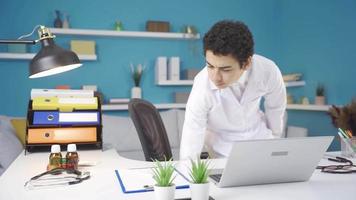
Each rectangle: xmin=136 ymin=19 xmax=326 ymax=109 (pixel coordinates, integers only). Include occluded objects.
xmin=29 ymin=36 xmax=82 ymax=79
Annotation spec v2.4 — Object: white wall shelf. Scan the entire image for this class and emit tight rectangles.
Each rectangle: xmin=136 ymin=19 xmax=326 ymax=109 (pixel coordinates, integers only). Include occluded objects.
xmin=0 ymin=53 xmax=97 ymax=61
xmin=156 ymin=80 xmax=306 ymax=87
xmin=103 ymin=103 xmax=331 ymax=111
xmin=157 ymin=80 xmax=194 ymax=86
xmin=286 ymin=104 xmax=331 ymax=111
xmin=49 ymin=28 xmax=200 ymax=40
xmin=285 ymin=81 xmax=306 ymax=87
xmin=102 ymin=103 xmax=186 ymax=111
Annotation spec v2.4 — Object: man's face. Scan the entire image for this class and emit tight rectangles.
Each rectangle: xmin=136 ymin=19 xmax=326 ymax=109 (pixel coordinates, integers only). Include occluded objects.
xmin=206 ymin=50 xmax=248 ymax=89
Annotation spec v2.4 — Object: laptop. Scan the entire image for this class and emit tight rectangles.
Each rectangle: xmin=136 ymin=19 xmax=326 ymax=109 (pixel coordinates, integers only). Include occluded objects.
xmin=209 ymin=136 xmax=333 ymax=187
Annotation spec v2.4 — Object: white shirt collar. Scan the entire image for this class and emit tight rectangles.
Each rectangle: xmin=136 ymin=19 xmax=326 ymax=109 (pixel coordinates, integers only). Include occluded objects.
xmin=231 ymin=68 xmax=250 ymax=87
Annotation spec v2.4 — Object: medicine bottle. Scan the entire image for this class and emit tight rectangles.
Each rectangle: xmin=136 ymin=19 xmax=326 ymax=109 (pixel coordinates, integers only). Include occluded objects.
xmin=49 ymin=144 xmax=62 ymax=170
xmin=66 ymin=144 xmax=79 ymax=170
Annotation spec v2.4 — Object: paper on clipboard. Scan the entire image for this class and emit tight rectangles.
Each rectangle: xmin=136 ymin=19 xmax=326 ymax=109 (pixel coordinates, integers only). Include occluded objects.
xmin=115 ymin=168 xmax=190 ymax=194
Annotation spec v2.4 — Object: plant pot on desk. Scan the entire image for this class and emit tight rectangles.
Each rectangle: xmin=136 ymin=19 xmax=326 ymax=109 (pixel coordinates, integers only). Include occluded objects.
xmin=154 ymin=184 xmax=175 ymax=200
xmin=190 ymin=182 xmax=210 ymax=200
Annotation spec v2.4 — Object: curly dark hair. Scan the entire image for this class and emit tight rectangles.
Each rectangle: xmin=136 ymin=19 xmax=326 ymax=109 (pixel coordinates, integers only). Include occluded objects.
xmin=203 ymin=20 xmax=254 ymax=68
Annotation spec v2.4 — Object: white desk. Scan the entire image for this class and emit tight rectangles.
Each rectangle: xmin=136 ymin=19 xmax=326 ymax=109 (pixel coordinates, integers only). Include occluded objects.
xmin=0 ymin=149 xmax=355 ymax=200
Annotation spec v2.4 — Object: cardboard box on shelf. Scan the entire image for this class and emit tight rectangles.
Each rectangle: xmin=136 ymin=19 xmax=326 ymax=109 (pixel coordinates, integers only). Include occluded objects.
xmin=174 ymin=92 xmax=190 ymax=103
xmin=146 ymin=21 xmax=170 ymax=32
xmin=184 ymin=69 xmax=200 ymax=80
xmin=70 ymin=40 xmax=95 ymax=55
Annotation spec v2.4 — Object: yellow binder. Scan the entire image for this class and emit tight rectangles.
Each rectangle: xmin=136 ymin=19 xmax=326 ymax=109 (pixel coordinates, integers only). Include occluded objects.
xmin=32 ymin=97 xmax=98 ymax=112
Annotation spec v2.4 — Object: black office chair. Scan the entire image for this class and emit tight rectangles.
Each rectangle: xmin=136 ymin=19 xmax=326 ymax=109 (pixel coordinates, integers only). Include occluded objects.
xmin=128 ymin=98 xmax=173 ymax=161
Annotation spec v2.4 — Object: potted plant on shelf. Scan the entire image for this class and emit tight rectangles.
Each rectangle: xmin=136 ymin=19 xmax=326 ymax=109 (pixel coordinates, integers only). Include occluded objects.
xmin=152 ymin=158 xmax=176 ymax=200
xmin=130 ymin=63 xmax=145 ymax=99
xmin=189 ymin=157 xmax=211 ymax=200
xmin=315 ymin=84 xmax=326 ymax=105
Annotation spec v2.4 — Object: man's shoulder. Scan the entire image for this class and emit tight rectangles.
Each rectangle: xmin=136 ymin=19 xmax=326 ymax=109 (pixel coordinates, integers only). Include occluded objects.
xmin=252 ymin=54 xmax=278 ymax=69
xmin=251 ymin=54 xmax=281 ymax=77
xmin=250 ymin=54 xmax=282 ymax=87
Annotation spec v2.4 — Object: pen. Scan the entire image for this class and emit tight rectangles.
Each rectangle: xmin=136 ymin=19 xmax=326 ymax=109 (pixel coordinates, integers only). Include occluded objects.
xmin=337 ymin=131 xmax=354 ymax=152
xmin=346 ymin=130 xmax=353 ymax=138
xmin=338 ymin=128 xmax=349 ymax=138
xmin=143 ymin=185 xmax=154 ymax=190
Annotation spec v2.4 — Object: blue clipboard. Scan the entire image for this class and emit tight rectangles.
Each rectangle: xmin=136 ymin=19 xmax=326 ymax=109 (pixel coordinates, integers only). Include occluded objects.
xmin=115 ymin=168 xmax=190 ymax=194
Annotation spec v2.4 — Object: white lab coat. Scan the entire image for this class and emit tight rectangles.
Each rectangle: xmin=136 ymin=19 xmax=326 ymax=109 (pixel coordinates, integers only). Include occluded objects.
xmin=180 ymin=54 xmax=286 ymax=159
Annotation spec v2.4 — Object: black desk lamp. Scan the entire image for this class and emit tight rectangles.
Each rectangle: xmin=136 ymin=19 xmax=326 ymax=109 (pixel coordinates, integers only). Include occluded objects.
xmin=0 ymin=25 xmax=82 ymax=78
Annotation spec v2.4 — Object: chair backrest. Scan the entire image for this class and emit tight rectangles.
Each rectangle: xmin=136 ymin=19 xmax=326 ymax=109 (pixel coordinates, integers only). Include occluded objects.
xmin=128 ymin=98 xmax=173 ymax=161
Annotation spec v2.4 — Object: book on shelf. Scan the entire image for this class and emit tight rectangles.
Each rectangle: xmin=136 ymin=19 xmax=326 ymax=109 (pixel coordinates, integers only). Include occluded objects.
xmin=109 ymin=98 xmax=130 ymax=104
xmin=155 ymin=56 xmax=167 ymax=83
xmin=31 ymin=88 xmax=94 ymax=99
xmin=168 ymin=57 xmax=180 ymax=81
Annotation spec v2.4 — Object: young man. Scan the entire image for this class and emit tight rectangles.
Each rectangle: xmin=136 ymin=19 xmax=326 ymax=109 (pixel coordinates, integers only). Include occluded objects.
xmin=180 ymin=20 xmax=286 ymax=159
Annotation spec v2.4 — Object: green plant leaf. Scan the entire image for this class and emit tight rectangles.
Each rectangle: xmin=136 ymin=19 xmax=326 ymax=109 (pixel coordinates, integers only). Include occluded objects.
xmin=151 ymin=158 xmax=176 ymax=187
xmin=189 ymin=157 xmax=210 ymax=184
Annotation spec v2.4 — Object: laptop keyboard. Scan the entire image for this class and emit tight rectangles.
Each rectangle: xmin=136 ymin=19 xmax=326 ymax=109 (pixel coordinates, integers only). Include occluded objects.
xmin=209 ymin=174 xmax=222 ymax=183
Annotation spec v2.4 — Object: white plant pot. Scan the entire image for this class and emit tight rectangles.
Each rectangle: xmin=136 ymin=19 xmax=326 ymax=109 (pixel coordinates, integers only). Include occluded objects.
xmin=315 ymin=96 xmax=325 ymax=105
xmin=154 ymin=185 xmax=175 ymax=200
xmin=190 ymin=183 xmax=210 ymax=200
xmin=131 ymin=86 xmax=142 ymax=99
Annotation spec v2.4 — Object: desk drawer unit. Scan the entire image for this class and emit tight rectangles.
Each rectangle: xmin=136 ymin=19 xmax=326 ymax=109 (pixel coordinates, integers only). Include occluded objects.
xmin=27 ymin=127 xmax=97 ymax=144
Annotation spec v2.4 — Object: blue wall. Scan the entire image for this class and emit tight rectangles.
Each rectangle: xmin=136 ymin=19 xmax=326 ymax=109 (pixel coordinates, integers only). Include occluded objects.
xmin=276 ymin=0 xmax=356 ymax=150
xmin=0 ymin=0 xmax=279 ymax=116
xmin=1 ymin=0 xmax=355 ymax=150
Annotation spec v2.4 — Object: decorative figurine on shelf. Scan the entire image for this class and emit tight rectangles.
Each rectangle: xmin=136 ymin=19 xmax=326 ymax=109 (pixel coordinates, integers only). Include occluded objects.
xmin=301 ymin=96 xmax=310 ymax=105
xmin=54 ymin=10 xmax=63 ymax=28
xmin=183 ymin=25 xmax=198 ymax=35
xmin=62 ymin=13 xmax=70 ymax=29
xmin=115 ymin=20 xmax=123 ymax=31
xmin=130 ymin=63 xmax=145 ymax=99
xmin=315 ymin=84 xmax=326 ymax=105
xmin=287 ymin=93 xmax=294 ymax=104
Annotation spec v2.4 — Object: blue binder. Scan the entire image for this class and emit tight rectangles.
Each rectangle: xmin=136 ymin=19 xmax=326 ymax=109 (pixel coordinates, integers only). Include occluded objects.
xmin=33 ymin=111 xmax=100 ymax=125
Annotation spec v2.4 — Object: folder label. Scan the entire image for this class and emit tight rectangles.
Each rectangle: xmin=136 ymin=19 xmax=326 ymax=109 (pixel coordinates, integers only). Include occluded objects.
xmin=33 ymin=111 xmax=100 ymax=125
xmin=32 ymin=97 xmax=98 ymax=112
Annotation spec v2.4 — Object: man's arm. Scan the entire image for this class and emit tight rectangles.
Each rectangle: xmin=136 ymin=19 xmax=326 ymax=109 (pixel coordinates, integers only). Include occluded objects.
xmin=179 ymin=78 xmax=210 ymax=160
xmin=264 ymin=64 xmax=287 ymax=138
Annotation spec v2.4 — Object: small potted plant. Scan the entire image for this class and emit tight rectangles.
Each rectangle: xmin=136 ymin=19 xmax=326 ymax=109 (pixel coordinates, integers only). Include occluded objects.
xmin=130 ymin=63 xmax=145 ymax=99
xmin=315 ymin=84 xmax=326 ymax=105
xmin=189 ymin=157 xmax=211 ymax=200
xmin=152 ymin=158 xmax=176 ymax=200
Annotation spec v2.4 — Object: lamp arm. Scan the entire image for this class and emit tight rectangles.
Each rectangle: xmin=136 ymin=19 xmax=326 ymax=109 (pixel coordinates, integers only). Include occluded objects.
xmin=0 ymin=40 xmax=36 ymax=45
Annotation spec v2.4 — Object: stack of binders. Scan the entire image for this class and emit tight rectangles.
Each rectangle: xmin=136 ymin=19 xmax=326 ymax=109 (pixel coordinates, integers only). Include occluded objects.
xmin=25 ymin=89 xmax=103 ymax=152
